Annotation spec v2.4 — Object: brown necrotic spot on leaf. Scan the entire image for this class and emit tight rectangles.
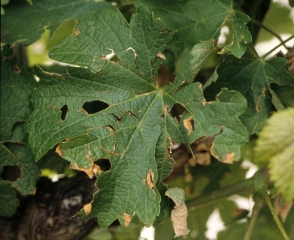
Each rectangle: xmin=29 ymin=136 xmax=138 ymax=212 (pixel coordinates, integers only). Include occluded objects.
xmin=121 ymin=213 xmax=132 ymax=227
xmin=255 ymin=97 xmax=261 ymax=112
xmin=60 ymin=105 xmax=68 ymax=120
xmin=170 ymin=202 xmax=190 ymax=238
xmin=72 ymin=28 xmax=80 ymax=37
xmin=221 ymin=152 xmax=234 ymax=163
xmin=55 ymin=145 xmax=63 ymax=157
xmin=156 ymin=52 xmax=166 ymax=60
xmin=83 ymin=203 xmax=92 ymax=215
xmin=82 ymin=100 xmax=108 ymax=114
xmin=1 ymin=165 xmax=21 ymax=181
xmin=70 ymin=163 xmax=101 ymax=178
xmin=146 ymin=170 xmax=155 ymax=189
xmin=183 ymin=116 xmax=194 ymax=135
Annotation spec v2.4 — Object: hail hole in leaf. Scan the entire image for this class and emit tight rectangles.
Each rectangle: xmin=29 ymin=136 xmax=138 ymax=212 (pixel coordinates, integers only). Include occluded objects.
xmin=158 ymin=64 xmax=175 ymax=87
xmin=1 ymin=165 xmax=21 ymax=181
xmin=170 ymin=103 xmax=185 ymax=120
xmin=82 ymin=100 xmax=108 ymax=114
xmin=60 ymin=105 xmax=68 ymax=120
xmin=95 ymin=159 xmax=111 ymax=171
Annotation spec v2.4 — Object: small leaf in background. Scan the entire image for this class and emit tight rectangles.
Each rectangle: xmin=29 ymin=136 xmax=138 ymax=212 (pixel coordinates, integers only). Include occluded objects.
xmin=139 ymin=0 xmax=252 ymax=58
xmin=1 ymin=0 xmax=114 ymax=45
xmin=219 ymin=12 xmax=252 ymax=58
xmin=139 ymin=0 xmax=231 ymax=51
xmin=165 ymin=188 xmax=190 ymax=238
xmin=205 ymin=52 xmax=294 ymax=134
xmin=255 ymin=108 xmax=294 ymax=201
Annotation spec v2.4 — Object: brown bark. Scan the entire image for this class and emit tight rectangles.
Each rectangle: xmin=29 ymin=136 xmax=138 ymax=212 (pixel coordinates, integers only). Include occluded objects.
xmin=0 ymin=174 xmax=97 ymax=240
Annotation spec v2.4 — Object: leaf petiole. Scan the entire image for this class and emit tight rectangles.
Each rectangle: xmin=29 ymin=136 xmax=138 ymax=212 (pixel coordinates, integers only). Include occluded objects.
xmin=264 ymin=194 xmax=290 ymax=240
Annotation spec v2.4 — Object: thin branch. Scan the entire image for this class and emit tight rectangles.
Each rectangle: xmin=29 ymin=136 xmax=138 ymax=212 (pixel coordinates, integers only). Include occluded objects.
xmin=264 ymin=194 xmax=290 ymax=240
xmin=250 ymin=18 xmax=287 ymax=48
xmin=243 ymin=195 xmax=264 ymax=240
xmin=262 ymin=35 xmax=294 ymax=59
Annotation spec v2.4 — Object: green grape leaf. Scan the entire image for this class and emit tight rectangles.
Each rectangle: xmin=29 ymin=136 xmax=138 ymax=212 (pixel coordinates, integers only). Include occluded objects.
xmin=24 ymin=6 xmax=249 ymax=227
xmin=205 ymin=52 xmax=294 ymax=134
xmin=1 ymin=0 xmax=114 ymax=45
xmin=255 ymin=108 xmax=294 ymax=201
xmin=220 ymin=12 xmax=252 ymax=58
xmin=138 ymin=0 xmax=251 ymax=58
xmin=0 ymin=47 xmax=40 ymax=216
xmin=0 ymin=180 xmax=19 ymax=217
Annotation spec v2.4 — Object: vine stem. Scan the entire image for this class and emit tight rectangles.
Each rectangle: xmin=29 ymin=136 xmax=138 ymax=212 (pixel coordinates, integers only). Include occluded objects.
xmin=186 ymin=168 xmax=267 ymax=211
xmin=250 ymin=18 xmax=286 ymax=47
xmin=243 ymin=195 xmax=264 ymax=240
xmin=262 ymin=35 xmax=294 ymax=59
xmin=264 ymin=194 xmax=290 ymax=240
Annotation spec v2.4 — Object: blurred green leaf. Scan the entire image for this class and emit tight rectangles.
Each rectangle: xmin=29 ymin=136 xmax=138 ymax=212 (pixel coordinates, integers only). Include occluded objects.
xmin=255 ymin=108 xmax=294 ymax=201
